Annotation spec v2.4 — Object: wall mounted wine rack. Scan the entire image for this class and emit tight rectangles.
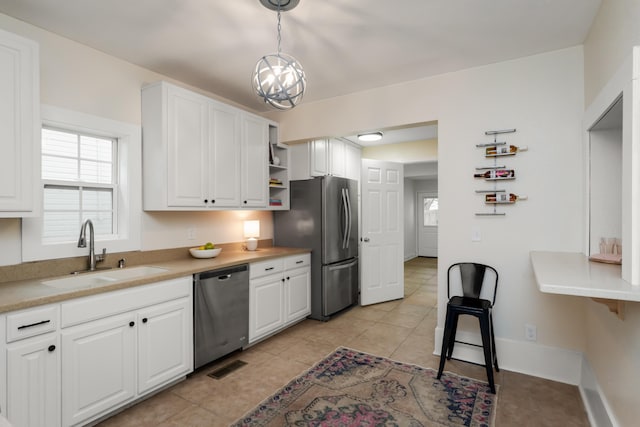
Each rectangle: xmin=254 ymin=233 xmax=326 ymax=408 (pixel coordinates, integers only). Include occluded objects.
xmin=474 ymin=128 xmax=527 ymax=216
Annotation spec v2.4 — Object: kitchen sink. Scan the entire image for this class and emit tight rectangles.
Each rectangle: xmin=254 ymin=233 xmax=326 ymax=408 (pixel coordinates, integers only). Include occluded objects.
xmin=42 ymin=266 xmax=169 ymax=289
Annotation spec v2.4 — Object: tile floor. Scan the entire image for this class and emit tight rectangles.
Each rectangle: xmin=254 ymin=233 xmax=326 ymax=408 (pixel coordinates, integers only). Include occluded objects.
xmin=97 ymin=257 xmax=590 ymax=426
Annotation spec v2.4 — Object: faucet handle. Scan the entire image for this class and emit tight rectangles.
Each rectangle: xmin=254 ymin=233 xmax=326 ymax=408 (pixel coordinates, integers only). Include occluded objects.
xmin=97 ymin=248 xmax=106 ymax=262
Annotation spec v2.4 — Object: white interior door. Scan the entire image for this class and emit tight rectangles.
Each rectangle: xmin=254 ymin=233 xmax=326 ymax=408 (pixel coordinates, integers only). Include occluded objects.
xmin=360 ymin=159 xmax=404 ymax=306
xmin=418 ymin=192 xmax=438 ymax=257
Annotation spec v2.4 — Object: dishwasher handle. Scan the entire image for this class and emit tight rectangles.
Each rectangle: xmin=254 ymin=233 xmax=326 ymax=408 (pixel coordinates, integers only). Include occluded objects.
xmin=196 ymin=264 xmax=248 ymax=281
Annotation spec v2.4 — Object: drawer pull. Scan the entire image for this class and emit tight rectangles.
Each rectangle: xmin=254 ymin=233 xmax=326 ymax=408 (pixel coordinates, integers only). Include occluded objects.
xmin=17 ymin=319 xmax=51 ymax=330
xmin=265 ymin=267 xmax=275 ymax=271
xmin=296 ymin=260 xmax=303 ymax=264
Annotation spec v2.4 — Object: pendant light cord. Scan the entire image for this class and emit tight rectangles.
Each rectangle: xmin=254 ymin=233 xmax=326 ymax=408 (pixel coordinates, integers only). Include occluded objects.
xmin=276 ymin=1 xmax=282 ymax=55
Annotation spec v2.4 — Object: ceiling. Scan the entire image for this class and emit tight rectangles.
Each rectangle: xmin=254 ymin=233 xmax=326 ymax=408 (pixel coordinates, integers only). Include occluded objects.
xmin=0 ymin=0 xmax=601 ymax=115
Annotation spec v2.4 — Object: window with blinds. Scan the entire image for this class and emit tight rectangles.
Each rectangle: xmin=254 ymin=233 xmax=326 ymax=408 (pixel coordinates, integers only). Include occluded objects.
xmin=41 ymin=127 xmax=117 ymax=244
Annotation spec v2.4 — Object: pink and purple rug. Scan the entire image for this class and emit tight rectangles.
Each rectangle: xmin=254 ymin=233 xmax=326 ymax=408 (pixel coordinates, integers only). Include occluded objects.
xmin=232 ymin=347 xmax=497 ymax=426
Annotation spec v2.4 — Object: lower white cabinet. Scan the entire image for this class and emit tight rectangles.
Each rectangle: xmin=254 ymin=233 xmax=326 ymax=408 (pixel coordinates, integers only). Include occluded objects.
xmin=4 ymin=304 xmax=59 ymax=427
xmin=249 ymin=254 xmax=310 ymax=343
xmin=137 ymin=298 xmax=192 ymax=394
xmin=7 ymin=332 xmax=60 ymax=427
xmin=1 ymin=276 xmax=193 ymax=427
xmin=61 ymin=313 xmax=136 ymax=427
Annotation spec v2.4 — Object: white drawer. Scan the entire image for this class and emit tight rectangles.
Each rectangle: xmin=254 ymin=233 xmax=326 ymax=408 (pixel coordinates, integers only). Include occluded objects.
xmin=250 ymin=258 xmax=284 ymax=279
xmin=284 ymin=254 xmax=310 ymax=270
xmin=60 ymin=276 xmax=191 ymax=328
xmin=6 ymin=304 xmax=58 ymax=343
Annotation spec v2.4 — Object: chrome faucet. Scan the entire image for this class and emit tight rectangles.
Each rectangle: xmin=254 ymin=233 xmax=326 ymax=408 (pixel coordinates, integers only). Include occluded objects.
xmin=77 ymin=219 xmax=106 ymax=271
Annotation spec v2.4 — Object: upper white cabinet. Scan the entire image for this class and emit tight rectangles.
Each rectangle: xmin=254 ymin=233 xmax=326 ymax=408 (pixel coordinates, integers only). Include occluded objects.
xmin=241 ymin=113 xmax=269 ymax=208
xmin=0 ymin=29 xmax=40 ymax=217
xmin=290 ymin=138 xmax=361 ymax=181
xmin=142 ymin=81 xmax=276 ymax=210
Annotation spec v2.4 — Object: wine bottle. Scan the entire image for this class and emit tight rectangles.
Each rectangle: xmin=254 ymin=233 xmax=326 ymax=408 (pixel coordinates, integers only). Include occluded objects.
xmin=473 ymin=169 xmax=515 ymax=180
xmin=485 ymin=144 xmax=528 ymax=157
xmin=485 ymin=193 xmax=527 ymax=204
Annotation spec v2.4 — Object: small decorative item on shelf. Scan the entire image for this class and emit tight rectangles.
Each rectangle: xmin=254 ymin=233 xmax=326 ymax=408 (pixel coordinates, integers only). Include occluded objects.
xmin=269 ymin=178 xmax=283 ymax=186
xmin=269 ymin=198 xmax=282 ymax=206
xmin=473 ymin=169 xmax=515 ymax=180
xmin=589 ymin=237 xmax=622 ymax=264
xmin=485 ymin=144 xmax=528 ymax=157
xmin=484 ymin=192 xmax=527 ymax=204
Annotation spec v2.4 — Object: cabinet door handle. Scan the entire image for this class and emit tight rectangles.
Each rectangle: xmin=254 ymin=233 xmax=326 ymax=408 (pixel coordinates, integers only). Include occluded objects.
xmin=129 ymin=321 xmax=135 ymax=327
xmin=281 ymin=278 xmax=285 ymax=282
xmin=286 ymin=276 xmax=290 ymax=280
xmin=204 ymin=199 xmax=208 ymax=203
xmin=265 ymin=267 xmax=274 ymax=271
xmin=48 ymin=345 xmax=56 ymax=352
xmin=243 ymin=200 xmax=248 ymax=204
xmin=17 ymin=319 xmax=51 ymax=330
xmin=296 ymin=260 xmax=303 ymax=264
xmin=212 ymin=200 xmax=215 ymax=204
xmin=142 ymin=318 xmax=148 ymax=323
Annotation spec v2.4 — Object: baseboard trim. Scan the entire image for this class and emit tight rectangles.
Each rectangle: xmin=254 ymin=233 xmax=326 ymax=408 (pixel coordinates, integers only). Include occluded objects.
xmin=434 ymin=327 xmax=582 ymax=385
xmin=579 ymin=356 xmax=618 ymax=427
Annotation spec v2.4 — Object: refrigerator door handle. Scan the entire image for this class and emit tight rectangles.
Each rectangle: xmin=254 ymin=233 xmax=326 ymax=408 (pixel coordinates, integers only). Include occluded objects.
xmin=344 ymin=187 xmax=352 ymax=248
xmin=341 ymin=188 xmax=349 ymax=249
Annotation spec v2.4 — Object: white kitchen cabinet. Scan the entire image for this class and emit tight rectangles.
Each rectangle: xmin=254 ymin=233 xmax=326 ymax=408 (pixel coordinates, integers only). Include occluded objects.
xmin=61 ymin=312 xmax=136 ymax=427
xmin=290 ymin=139 xmax=361 ymax=181
xmin=209 ymin=103 xmax=241 ymax=207
xmin=241 ymin=113 xmax=269 ymax=208
xmin=57 ymin=276 xmax=192 ymax=427
xmin=4 ymin=304 xmax=59 ymax=427
xmin=0 ymin=29 xmax=40 ymax=217
xmin=249 ymin=254 xmax=310 ymax=343
xmin=310 ymin=139 xmax=329 ymax=176
xmin=7 ymin=333 xmax=60 ymax=427
xmin=137 ymin=297 xmax=192 ymax=394
xmin=329 ymin=138 xmax=346 ymax=177
xmin=284 ymin=259 xmax=312 ymax=323
xmin=142 ymin=81 xmax=268 ymax=210
xmin=345 ymin=142 xmax=362 ymax=181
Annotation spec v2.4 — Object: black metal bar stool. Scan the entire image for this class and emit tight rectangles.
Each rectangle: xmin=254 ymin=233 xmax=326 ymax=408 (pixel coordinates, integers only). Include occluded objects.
xmin=437 ymin=262 xmax=499 ymax=393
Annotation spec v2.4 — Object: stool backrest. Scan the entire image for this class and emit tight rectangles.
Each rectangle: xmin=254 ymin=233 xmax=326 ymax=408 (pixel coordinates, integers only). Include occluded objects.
xmin=447 ymin=262 xmax=498 ymax=304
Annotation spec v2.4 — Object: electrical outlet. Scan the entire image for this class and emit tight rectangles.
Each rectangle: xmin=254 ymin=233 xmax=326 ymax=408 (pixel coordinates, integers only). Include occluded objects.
xmin=187 ymin=227 xmax=196 ymax=240
xmin=525 ymin=323 xmax=537 ymax=342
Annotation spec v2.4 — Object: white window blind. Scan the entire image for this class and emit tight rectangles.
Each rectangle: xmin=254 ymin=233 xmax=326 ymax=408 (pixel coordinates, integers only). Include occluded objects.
xmin=41 ymin=127 xmax=117 ymax=244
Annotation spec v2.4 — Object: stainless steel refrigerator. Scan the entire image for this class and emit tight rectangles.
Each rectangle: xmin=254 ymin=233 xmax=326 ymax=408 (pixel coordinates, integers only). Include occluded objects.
xmin=274 ymin=176 xmax=359 ymax=321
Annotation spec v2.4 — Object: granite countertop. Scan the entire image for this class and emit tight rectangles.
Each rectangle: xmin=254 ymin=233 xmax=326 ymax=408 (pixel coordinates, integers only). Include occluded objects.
xmin=0 ymin=246 xmax=310 ymax=314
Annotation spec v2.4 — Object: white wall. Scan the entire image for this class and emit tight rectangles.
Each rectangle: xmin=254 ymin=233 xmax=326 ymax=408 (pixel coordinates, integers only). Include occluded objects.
xmin=582 ymin=1 xmax=640 ymax=424
xmin=269 ymin=47 xmax=588 ymax=380
xmin=0 ymin=13 xmax=274 ymax=266
xmin=403 ymin=179 xmax=417 ymax=260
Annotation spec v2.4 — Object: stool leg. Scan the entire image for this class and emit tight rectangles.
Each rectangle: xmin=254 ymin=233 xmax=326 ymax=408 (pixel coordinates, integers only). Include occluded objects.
xmin=446 ymin=313 xmax=460 ymax=360
xmin=437 ymin=307 xmax=454 ymax=379
xmin=479 ymin=313 xmax=496 ymax=393
xmin=490 ymin=311 xmax=499 ymax=372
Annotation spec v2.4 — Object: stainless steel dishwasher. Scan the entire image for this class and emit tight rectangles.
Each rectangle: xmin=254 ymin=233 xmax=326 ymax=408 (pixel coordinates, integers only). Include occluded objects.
xmin=194 ymin=264 xmax=249 ymax=369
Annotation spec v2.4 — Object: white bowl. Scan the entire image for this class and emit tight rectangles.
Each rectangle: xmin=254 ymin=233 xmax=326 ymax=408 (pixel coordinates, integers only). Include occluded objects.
xmin=189 ymin=247 xmax=222 ymax=259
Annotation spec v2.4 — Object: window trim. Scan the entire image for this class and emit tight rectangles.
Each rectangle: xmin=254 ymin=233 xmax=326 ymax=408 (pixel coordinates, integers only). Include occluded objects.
xmin=22 ymin=105 xmax=141 ymax=262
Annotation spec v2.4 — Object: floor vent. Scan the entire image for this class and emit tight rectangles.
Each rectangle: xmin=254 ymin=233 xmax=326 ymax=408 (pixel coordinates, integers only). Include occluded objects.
xmin=207 ymin=360 xmax=247 ymax=379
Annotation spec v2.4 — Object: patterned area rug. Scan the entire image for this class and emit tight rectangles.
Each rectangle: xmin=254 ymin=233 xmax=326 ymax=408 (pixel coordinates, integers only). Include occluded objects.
xmin=232 ymin=347 xmax=497 ymax=427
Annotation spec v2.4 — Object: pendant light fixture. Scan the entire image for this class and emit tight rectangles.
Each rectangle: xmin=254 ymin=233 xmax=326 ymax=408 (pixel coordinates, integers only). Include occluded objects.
xmin=252 ymin=0 xmax=306 ymax=110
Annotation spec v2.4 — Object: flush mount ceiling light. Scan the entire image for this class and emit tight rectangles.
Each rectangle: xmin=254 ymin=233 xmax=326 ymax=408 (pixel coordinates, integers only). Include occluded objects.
xmin=358 ymin=132 xmax=384 ymax=142
xmin=252 ymin=0 xmax=306 ymax=110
